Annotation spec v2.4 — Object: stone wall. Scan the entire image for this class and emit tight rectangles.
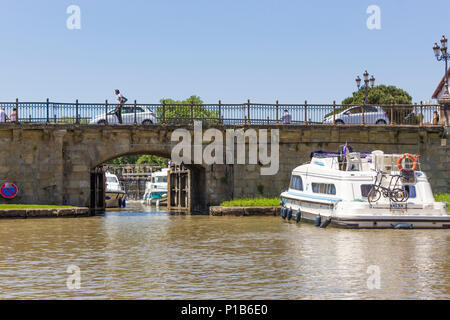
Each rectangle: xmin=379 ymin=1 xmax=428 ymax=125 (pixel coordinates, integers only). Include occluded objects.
xmin=0 ymin=124 xmax=448 ymax=209
xmin=228 ymin=126 xmax=449 ymax=201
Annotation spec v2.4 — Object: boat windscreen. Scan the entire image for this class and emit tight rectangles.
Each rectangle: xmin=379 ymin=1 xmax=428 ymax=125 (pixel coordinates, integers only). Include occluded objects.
xmin=310 ymin=150 xmax=372 ymax=159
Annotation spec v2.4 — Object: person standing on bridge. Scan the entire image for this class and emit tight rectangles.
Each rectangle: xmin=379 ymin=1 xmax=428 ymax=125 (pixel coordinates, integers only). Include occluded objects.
xmin=114 ymin=89 xmax=128 ymax=124
xmin=0 ymin=108 xmax=8 ymax=123
xmin=432 ymin=111 xmax=440 ymax=125
xmin=9 ymin=108 xmax=17 ymax=123
xmin=281 ymin=109 xmax=292 ymax=124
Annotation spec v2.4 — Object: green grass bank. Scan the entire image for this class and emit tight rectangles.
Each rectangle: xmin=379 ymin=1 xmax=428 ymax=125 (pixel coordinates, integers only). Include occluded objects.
xmin=219 ymin=197 xmax=280 ymax=207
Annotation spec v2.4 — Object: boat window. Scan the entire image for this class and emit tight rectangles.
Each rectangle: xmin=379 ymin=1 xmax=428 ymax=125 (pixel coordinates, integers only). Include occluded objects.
xmin=360 ymin=184 xmax=373 ymax=197
xmin=155 ymin=176 xmax=167 ymax=183
xmin=106 ymin=176 xmax=118 ymax=183
xmin=290 ymin=175 xmax=303 ymax=191
xmin=312 ymin=183 xmax=336 ymax=195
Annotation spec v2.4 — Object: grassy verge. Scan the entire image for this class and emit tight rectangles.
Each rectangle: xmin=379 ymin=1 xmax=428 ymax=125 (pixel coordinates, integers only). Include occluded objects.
xmin=434 ymin=193 xmax=450 ymax=211
xmin=0 ymin=204 xmax=76 ymax=209
xmin=220 ymin=197 xmax=280 ymax=207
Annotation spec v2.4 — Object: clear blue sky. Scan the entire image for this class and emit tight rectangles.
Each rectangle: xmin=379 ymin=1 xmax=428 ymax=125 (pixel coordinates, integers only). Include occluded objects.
xmin=0 ymin=0 xmax=448 ymax=104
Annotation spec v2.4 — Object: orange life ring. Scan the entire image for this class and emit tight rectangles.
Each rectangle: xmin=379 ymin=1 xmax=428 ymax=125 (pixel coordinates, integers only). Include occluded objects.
xmin=397 ymin=153 xmax=418 ymax=170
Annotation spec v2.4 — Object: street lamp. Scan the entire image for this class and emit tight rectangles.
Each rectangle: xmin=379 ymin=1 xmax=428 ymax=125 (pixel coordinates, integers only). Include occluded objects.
xmin=433 ymin=35 xmax=449 ymax=96
xmin=355 ymin=70 xmax=375 ymax=104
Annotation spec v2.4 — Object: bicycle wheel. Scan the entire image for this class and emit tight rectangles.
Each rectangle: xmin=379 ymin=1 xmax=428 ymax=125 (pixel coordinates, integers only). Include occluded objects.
xmin=392 ymin=188 xmax=409 ymax=202
xmin=368 ymin=188 xmax=381 ymax=203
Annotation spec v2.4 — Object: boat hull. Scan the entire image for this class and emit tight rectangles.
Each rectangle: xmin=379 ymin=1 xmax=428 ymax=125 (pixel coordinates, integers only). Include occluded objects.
xmin=105 ymin=191 xmax=126 ymax=208
xmin=281 ymin=194 xmax=450 ymax=229
xmin=295 ymin=210 xmax=450 ymax=229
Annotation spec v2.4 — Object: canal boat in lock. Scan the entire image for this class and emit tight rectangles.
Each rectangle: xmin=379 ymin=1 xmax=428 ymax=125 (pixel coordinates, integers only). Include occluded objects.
xmin=280 ymin=147 xmax=449 ymax=229
xmin=142 ymin=168 xmax=169 ymax=206
xmin=105 ymin=172 xmax=126 ymax=208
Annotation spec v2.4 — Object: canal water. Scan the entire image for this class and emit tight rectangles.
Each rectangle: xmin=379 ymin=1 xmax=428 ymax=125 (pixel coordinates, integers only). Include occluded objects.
xmin=0 ymin=203 xmax=448 ymax=299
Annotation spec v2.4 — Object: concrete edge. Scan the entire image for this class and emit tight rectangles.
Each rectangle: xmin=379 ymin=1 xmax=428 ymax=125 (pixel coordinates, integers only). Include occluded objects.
xmin=0 ymin=207 xmax=90 ymax=219
xmin=209 ymin=206 xmax=281 ymax=216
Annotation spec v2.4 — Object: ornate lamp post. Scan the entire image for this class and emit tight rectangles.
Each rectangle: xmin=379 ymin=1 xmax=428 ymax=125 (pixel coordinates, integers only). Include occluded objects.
xmin=355 ymin=71 xmax=375 ymax=124
xmin=355 ymin=70 xmax=375 ymax=104
xmin=433 ymin=35 xmax=450 ymax=126
xmin=433 ymin=35 xmax=449 ymax=97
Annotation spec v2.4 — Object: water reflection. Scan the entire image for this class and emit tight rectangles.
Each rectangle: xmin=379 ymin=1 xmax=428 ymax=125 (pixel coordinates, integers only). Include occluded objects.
xmin=0 ymin=203 xmax=448 ymax=299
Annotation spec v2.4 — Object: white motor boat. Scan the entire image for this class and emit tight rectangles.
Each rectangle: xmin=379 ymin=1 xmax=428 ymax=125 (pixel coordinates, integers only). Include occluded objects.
xmin=105 ymin=172 xmax=126 ymax=208
xmin=142 ymin=168 xmax=169 ymax=205
xmin=280 ymin=147 xmax=449 ymax=229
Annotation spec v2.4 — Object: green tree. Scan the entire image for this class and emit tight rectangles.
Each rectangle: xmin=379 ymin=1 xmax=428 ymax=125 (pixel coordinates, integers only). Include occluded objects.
xmin=341 ymin=85 xmax=412 ymax=105
xmin=156 ymin=95 xmax=219 ymax=124
xmin=136 ymin=155 xmax=168 ymax=167
xmin=107 ymin=155 xmax=140 ymax=165
xmin=106 ymin=154 xmax=168 ymax=167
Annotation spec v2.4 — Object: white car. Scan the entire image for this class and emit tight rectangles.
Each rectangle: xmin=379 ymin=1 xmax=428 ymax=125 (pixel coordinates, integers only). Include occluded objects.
xmin=323 ymin=105 xmax=389 ymax=125
xmin=90 ymin=106 xmax=157 ymax=125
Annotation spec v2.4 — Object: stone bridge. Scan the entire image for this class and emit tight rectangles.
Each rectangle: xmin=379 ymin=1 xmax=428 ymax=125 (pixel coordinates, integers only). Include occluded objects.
xmin=0 ymin=123 xmax=448 ymax=211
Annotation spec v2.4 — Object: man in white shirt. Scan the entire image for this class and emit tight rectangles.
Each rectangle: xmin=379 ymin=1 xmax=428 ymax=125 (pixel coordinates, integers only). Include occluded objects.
xmin=0 ymin=108 xmax=8 ymax=123
xmin=114 ymin=89 xmax=128 ymax=124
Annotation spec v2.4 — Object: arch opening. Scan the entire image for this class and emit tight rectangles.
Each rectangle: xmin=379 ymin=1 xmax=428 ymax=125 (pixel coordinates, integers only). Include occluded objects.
xmin=89 ymin=152 xmax=207 ymax=214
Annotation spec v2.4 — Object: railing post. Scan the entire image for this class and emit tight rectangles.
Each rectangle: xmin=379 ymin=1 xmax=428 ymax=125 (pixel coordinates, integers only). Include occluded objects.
xmin=190 ymin=102 xmax=194 ymax=124
xmin=276 ymin=100 xmax=279 ymax=124
xmin=390 ymin=101 xmax=394 ymax=125
xmin=105 ymin=100 xmax=109 ymax=125
xmin=362 ymin=103 xmax=365 ymax=125
xmin=15 ymin=98 xmax=19 ymax=124
xmin=412 ymin=103 xmax=417 ymax=126
xmin=420 ymin=101 xmax=423 ymax=126
xmin=134 ymin=100 xmax=137 ymax=125
xmin=76 ymin=99 xmax=79 ymax=124
xmin=247 ymin=99 xmax=251 ymax=124
xmin=304 ymin=100 xmax=308 ymax=125
xmin=162 ymin=100 xmax=166 ymax=124
xmin=46 ymin=98 xmax=49 ymax=123
xmin=332 ymin=100 xmax=336 ymax=125
xmin=218 ymin=100 xmax=222 ymax=124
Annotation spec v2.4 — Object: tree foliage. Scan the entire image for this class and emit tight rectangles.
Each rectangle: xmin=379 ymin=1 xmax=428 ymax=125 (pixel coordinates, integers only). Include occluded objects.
xmin=156 ymin=95 xmax=219 ymax=124
xmin=341 ymin=85 xmax=412 ymax=105
xmin=136 ymin=155 xmax=167 ymax=167
xmin=107 ymin=155 xmax=167 ymax=167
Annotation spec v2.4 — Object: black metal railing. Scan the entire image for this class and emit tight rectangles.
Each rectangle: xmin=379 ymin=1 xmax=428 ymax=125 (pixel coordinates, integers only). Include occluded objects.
xmin=0 ymin=99 xmax=442 ymax=126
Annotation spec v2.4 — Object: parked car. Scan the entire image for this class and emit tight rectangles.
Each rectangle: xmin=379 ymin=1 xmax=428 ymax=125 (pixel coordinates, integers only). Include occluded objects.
xmin=89 ymin=106 xmax=157 ymax=125
xmin=323 ymin=105 xmax=389 ymax=125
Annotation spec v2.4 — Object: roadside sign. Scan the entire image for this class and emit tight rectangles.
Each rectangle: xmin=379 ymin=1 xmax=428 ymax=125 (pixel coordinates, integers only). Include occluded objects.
xmin=0 ymin=182 xmax=18 ymax=199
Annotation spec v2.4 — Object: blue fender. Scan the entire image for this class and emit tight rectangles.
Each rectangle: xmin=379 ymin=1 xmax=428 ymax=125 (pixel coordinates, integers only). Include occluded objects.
xmin=295 ymin=210 xmax=302 ymax=223
xmin=287 ymin=208 xmax=293 ymax=220
xmin=314 ymin=215 xmax=322 ymax=227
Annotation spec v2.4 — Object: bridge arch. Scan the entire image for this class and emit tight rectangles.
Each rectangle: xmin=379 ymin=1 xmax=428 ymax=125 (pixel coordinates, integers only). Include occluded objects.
xmin=90 ymin=149 xmax=208 ymax=213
